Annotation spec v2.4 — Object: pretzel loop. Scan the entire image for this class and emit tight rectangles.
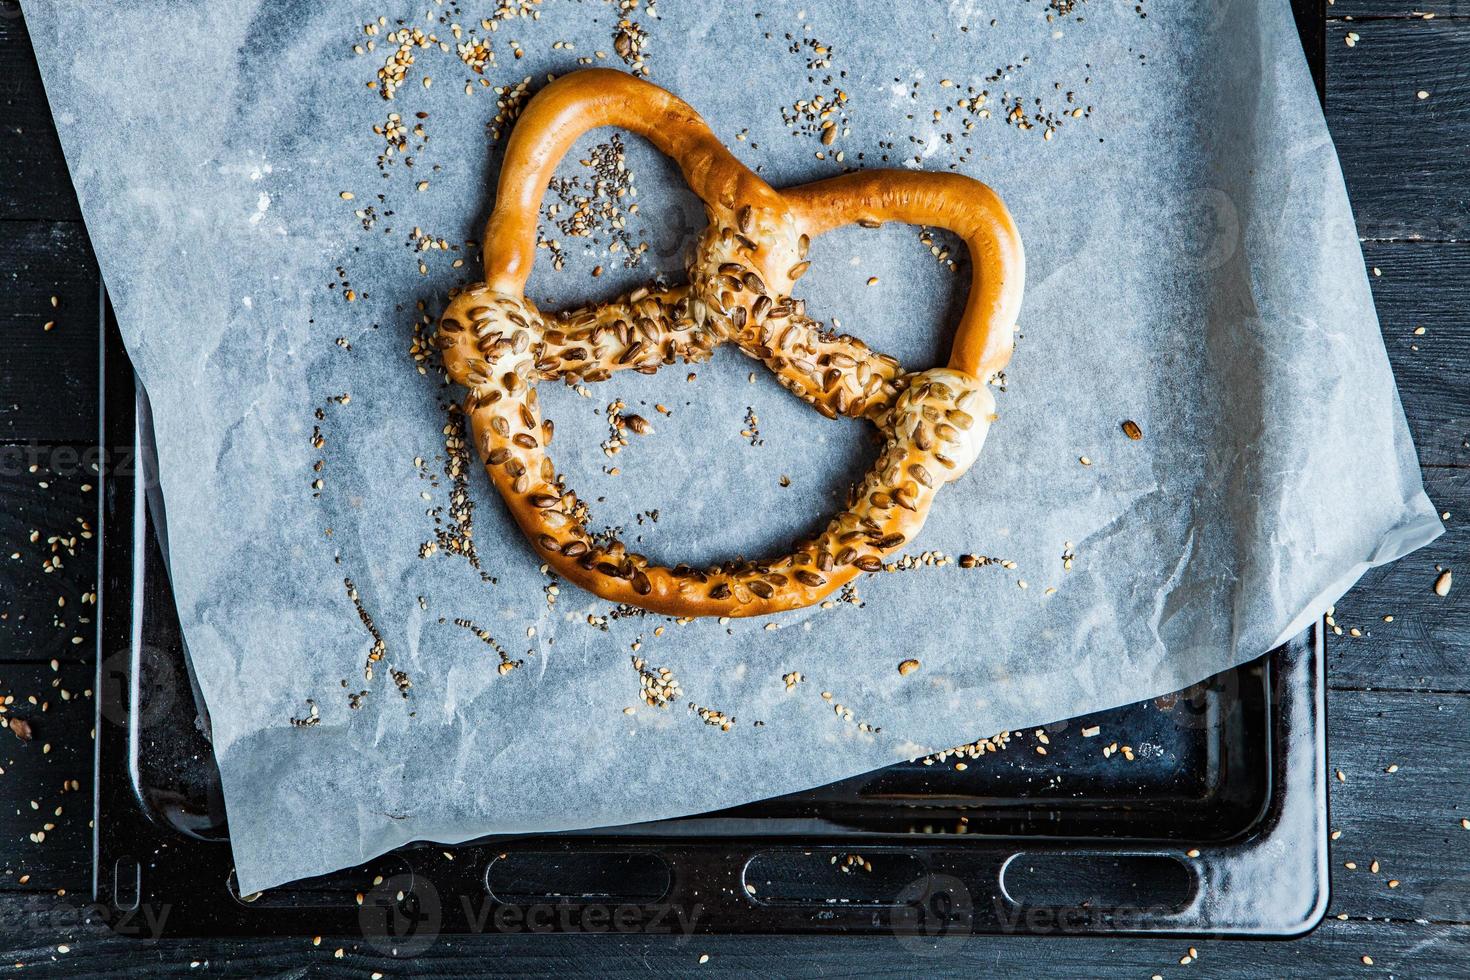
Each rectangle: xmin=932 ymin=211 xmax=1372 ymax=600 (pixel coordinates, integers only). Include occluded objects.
xmin=437 ymin=70 xmax=1023 ymax=618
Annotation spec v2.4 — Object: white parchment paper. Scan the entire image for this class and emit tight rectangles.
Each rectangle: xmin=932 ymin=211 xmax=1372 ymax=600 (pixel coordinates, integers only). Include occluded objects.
xmin=24 ymin=0 xmax=1442 ymax=893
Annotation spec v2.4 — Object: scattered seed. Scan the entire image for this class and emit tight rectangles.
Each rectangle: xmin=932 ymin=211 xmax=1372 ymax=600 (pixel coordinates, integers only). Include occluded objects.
xmin=1433 ymin=569 xmax=1452 ymax=596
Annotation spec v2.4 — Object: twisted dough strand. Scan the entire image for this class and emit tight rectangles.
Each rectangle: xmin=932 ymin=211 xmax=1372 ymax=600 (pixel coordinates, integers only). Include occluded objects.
xmin=436 ymin=70 xmax=1023 ymax=617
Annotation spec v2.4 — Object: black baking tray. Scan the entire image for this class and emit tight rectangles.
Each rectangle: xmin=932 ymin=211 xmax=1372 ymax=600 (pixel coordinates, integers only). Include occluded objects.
xmin=90 ymin=2 xmax=1331 ymax=939
xmin=93 ymin=308 xmax=1328 ymax=942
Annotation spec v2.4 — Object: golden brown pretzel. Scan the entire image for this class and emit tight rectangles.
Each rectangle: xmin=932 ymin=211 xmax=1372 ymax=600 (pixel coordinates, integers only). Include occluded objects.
xmin=437 ymin=69 xmax=1024 ymax=618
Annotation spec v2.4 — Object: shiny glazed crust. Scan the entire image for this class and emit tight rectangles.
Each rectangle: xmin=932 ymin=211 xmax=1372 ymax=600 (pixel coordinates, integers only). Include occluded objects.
xmin=436 ymin=69 xmax=1024 ymax=617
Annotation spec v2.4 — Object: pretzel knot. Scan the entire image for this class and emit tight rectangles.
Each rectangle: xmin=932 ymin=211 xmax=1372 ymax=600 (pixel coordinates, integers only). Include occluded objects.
xmin=436 ymin=70 xmax=1024 ymax=618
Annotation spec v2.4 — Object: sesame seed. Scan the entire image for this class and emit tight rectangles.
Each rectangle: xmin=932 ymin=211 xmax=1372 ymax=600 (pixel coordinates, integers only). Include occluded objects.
xmin=1433 ymin=569 xmax=1452 ymax=596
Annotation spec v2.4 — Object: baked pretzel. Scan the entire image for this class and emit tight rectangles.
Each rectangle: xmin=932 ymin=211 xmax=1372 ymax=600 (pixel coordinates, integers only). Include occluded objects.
xmin=436 ymin=69 xmax=1024 ymax=618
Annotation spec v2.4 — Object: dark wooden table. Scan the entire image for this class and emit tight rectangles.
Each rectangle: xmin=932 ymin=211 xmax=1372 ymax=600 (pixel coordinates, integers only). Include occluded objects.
xmin=2 ymin=2 xmax=1468 ymax=976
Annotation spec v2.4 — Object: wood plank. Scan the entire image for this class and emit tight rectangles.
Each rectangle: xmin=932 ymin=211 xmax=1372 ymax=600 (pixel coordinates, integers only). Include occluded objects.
xmin=1362 ymin=242 xmax=1470 ymax=467
xmin=1327 ymin=689 xmax=1470 ymax=922
xmin=0 ymin=911 xmax=1461 ymax=976
xmin=0 ymin=662 xmax=93 ymax=895
xmin=0 ymin=452 xmax=97 ymax=665
xmin=0 ymin=9 xmax=82 ymax=222
xmin=1327 ymin=19 xmax=1470 ymax=242
xmin=0 ymin=222 xmax=99 ymax=444
xmin=1329 ymin=465 xmax=1470 ymax=691
xmin=1332 ymin=2 xmax=1469 ymax=18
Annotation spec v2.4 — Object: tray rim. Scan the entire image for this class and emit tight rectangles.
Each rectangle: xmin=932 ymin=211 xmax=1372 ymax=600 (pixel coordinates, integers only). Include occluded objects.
xmin=92 ymin=297 xmax=1329 ymax=941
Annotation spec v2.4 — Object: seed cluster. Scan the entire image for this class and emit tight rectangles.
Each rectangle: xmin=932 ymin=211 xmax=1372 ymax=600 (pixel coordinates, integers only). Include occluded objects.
xmin=418 ymin=406 xmax=489 ymax=577
xmin=453 ymin=618 xmax=525 ymax=675
xmin=369 ymin=23 xmax=434 ymax=101
xmin=922 ymin=730 xmax=1012 ymax=765
xmin=290 ymin=700 xmax=322 ymax=728
xmin=343 ymin=577 xmax=407 ymax=703
xmin=689 ymin=701 xmax=734 ymax=731
xmin=489 ymin=76 xmax=534 ymax=142
xmin=540 ymin=135 xmax=649 ymax=271
xmin=632 ymin=655 xmax=681 ymax=707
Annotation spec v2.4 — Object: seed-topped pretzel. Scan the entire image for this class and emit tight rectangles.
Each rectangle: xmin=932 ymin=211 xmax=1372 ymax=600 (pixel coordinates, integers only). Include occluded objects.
xmin=436 ymin=69 xmax=1024 ymax=618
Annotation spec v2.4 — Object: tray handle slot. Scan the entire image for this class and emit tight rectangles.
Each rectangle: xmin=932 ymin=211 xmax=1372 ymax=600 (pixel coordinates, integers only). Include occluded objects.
xmin=486 ymin=851 xmax=672 ymax=904
xmin=999 ymin=851 xmax=1197 ymax=922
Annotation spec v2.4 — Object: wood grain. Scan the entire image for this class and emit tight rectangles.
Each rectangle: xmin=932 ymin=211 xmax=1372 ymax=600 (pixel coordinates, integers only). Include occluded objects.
xmin=1363 ymin=243 xmax=1470 ymax=466
xmin=0 ymin=222 xmax=99 ymax=444
xmin=0 ymin=457 xmax=98 ymax=665
xmin=0 ymin=662 xmax=93 ymax=896
xmin=1332 ymin=2 xmax=1470 ymax=18
xmin=0 ymin=905 xmax=1462 ymax=976
xmin=0 ymin=11 xmax=82 ymax=222
xmin=1328 ymin=465 xmax=1467 ymax=691
xmin=1327 ymin=19 xmax=1470 ymax=242
xmin=1327 ymin=690 xmax=1470 ymax=919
